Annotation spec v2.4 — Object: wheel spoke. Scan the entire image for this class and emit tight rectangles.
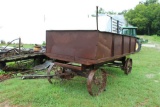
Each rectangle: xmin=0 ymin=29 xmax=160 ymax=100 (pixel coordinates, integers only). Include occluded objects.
xmin=124 ymin=58 xmax=132 ymax=75
xmin=87 ymin=69 xmax=107 ymax=96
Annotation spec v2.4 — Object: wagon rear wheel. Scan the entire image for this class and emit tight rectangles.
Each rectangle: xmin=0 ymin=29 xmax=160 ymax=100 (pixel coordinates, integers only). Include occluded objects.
xmin=124 ymin=58 xmax=132 ymax=75
xmin=87 ymin=69 xmax=107 ymax=96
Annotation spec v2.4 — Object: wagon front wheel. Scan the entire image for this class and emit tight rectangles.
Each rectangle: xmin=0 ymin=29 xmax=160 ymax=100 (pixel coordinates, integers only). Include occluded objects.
xmin=87 ymin=69 xmax=107 ymax=96
xmin=124 ymin=58 xmax=132 ymax=75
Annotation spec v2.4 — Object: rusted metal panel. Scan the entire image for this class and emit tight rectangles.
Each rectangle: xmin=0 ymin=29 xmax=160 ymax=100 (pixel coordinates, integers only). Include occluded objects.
xmin=130 ymin=38 xmax=136 ymax=52
xmin=96 ymin=32 xmax=112 ymax=59
xmin=45 ymin=30 xmax=136 ymax=65
xmin=46 ymin=30 xmax=98 ymax=60
xmin=123 ymin=36 xmax=130 ymax=53
xmin=113 ymin=34 xmax=122 ymax=56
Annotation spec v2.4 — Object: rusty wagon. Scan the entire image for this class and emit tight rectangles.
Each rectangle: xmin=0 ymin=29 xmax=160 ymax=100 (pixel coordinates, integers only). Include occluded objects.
xmin=45 ymin=30 xmax=136 ymax=96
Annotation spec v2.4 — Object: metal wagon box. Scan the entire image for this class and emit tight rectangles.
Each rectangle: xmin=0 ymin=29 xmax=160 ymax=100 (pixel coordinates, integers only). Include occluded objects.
xmin=45 ymin=30 xmax=136 ymax=65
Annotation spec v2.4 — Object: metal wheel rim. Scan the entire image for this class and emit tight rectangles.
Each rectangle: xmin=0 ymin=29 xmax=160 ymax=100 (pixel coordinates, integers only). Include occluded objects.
xmin=87 ymin=69 xmax=107 ymax=96
xmin=125 ymin=59 xmax=132 ymax=74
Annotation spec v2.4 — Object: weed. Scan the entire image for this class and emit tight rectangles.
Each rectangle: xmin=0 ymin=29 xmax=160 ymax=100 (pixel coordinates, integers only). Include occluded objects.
xmin=0 ymin=70 xmax=6 ymax=75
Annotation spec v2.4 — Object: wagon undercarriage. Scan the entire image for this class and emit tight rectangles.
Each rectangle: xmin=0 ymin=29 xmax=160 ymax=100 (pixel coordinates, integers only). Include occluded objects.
xmin=46 ymin=56 xmax=132 ymax=96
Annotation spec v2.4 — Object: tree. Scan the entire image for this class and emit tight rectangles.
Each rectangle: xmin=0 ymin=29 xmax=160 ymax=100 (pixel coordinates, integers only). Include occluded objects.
xmin=118 ymin=10 xmax=128 ymax=15
xmin=125 ymin=4 xmax=148 ymax=34
xmin=106 ymin=11 xmax=116 ymax=15
xmin=91 ymin=7 xmax=117 ymax=16
xmin=144 ymin=0 xmax=158 ymax=5
xmin=125 ymin=0 xmax=160 ymax=35
xmin=98 ymin=7 xmax=106 ymax=14
xmin=97 ymin=8 xmax=117 ymax=15
xmin=91 ymin=7 xmax=106 ymax=17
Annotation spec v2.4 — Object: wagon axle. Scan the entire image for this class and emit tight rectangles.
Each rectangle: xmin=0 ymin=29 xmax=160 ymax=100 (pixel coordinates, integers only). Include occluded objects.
xmin=45 ymin=57 xmax=132 ymax=96
xmin=46 ymin=62 xmax=107 ymax=96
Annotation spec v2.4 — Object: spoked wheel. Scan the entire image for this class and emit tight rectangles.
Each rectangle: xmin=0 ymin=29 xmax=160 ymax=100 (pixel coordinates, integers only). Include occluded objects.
xmin=87 ymin=69 xmax=107 ymax=96
xmin=47 ymin=64 xmax=75 ymax=84
xmin=124 ymin=58 xmax=132 ymax=75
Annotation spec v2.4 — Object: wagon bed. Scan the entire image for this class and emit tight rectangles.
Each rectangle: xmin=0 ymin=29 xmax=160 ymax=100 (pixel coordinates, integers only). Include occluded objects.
xmin=45 ymin=30 xmax=136 ymax=65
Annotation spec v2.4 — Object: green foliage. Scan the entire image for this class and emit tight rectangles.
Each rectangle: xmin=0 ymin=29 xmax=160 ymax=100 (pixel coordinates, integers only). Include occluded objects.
xmin=0 ymin=40 xmax=6 ymax=44
xmin=91 ymin=7 xmax=116 ymax=16
xmin=118 ymin=10 xmax=128 ymax=15
xmin=22 ymin=44 xmax=34 ymax=49
xmin=144 ymin=0 xmax=158 ymax=5
xmin=42 ymin=41 xmax=46 ymax=45
xmin=157 ymin=30 xmax=160 ymax=36
xmin=98 ymin=7 xmax=117 ymax=15
xmin=98 ymin=7 xmax=106 ymax=14
xmin=0 ymin=70 xmax=6 ymax=75
xmin=106 ymin=11 xmax=116 ymax=15
xmin=125 ymin=0 xmax=160 ymax=35
xmin=141 ymin=35 xmax=160 ymax=43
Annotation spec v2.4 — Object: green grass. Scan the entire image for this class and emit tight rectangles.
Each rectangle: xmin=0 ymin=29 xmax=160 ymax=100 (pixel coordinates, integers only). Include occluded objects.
xmin=0 ymin=36 xmax=160 ymax=107
xmin=0 ymin=44 xmax=34 ymax=49
xmin=139 ymin=35 xmax=160 ymax=43
xmin=22 ymin=44 xmax=35 ymax=49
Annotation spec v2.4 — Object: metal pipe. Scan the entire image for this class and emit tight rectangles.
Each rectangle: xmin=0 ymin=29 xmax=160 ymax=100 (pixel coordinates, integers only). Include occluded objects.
xmin=117 ymin=20 xmax=119 ymax=34
xmin=96 ymin=6 xmax=98 ymax=31
xmin=55 ymin=62 xmax=82 ymax=71
xmin=111 ymin=17 xmax=112 ymax=32
xmin=19 ymin=37 xmax=21 ymax=54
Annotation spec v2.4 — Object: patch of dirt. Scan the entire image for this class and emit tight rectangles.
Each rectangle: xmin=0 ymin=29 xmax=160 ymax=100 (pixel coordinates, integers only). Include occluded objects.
xmin=142 ymin=43 xmax=160 ymax=50
xmin=154 ymin=80 xmax=159 ymax=83
xmin=142 ymin=44 xmax=156 ymax=47
xmin=0 ymin=101 xmax=31 ymax=107
xmin=155 ymin=44 xmax=160 ymax=50
xmin=145 ymin=74 xmax=155 ymax=79
xmin=136 ymin=98 xmax=149 ymax=107
xmin=0 ymin=101 xmax=16 ymax=107
xmin=0 ymin=74 xmax=12 ymax=82
xmin=0 ymin=101 xmax=10 ymax=107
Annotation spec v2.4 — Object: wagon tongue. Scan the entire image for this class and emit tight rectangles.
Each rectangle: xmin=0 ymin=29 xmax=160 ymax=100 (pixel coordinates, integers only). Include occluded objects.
xmin=21 ymin=75 xmax=55 ymax=79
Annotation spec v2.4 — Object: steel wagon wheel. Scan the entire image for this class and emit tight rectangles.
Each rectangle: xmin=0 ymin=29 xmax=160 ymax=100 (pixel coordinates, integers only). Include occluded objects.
xmin=87 ymin=69 xmax=107 ymax=96
xmin=124 ymin=58 xmax=132 ymax=75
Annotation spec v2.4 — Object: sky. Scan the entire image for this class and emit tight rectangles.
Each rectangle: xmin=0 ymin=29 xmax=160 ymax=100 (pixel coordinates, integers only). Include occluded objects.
xmin=0 ymin=0 xmax=144 ymax=44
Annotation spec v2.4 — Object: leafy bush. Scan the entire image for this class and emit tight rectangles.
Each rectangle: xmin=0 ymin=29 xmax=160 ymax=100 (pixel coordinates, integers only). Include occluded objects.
xmin=0 ymin=40 xmax=6 ymax=44
xmin=42 ymin=41 xmax=46 ymax=45
xmin=0 ymin=70 xmax=6 ymax=75
xmin=157 ymin=30 xmax=160 ymax=36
